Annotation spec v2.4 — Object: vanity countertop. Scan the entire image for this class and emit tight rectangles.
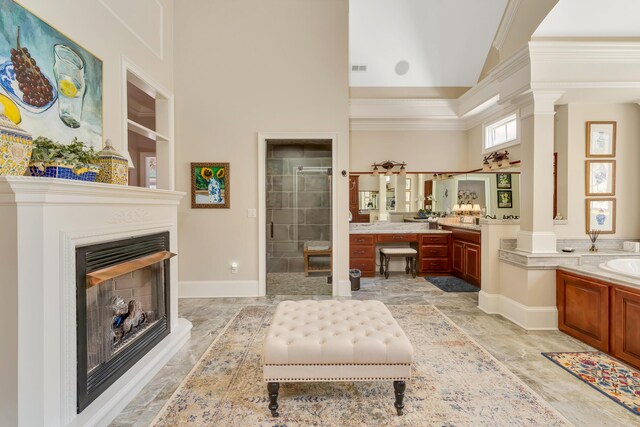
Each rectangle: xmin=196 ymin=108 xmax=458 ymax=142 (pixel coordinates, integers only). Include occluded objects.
xmin=349 ymin=222 xmax=450 ymax=235
xmin=559 ymin=264 xmax=640 ymax=291
xmin=439 ymin=222 xmax=481 ymax=232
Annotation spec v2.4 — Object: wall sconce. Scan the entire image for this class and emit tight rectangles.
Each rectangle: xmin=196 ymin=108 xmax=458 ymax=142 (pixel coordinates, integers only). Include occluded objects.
xmin=482 ymin=150 xmax=511 ymax=172
xmin=432 ymin=173 xmax=452 ymax=181
xmin=371 ymin=160 xmax=406 ymax=176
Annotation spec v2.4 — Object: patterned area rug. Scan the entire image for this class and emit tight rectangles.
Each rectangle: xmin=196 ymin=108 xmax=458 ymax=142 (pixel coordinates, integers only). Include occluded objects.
xmin=425 ymin=276 xmax=479 ymax=292
xmin=543 ymin=351 xmax=640 ymax=415
xmin=152 ymin=305 xmax=569 ymax=426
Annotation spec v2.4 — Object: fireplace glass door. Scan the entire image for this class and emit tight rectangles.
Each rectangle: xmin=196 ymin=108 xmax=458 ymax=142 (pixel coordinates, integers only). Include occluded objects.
xmin=76 ymin=232 xmax=171 ymax=413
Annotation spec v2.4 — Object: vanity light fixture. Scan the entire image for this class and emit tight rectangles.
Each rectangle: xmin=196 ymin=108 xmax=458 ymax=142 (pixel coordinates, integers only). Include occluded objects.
xmin=370 ymin=160 xmax=407 ymax=176
xmin=482 ymin=150 xmax=511 ymax=172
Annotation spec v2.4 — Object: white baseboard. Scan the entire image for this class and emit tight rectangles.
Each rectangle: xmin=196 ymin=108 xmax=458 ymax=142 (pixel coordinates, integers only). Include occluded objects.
xmin=478 ymin=291 xmax=558 ymax=330
xmin=179 ymin=280 xmax=260 ymax=298
xmin=75 ymin=318 xmax=192 ymax=427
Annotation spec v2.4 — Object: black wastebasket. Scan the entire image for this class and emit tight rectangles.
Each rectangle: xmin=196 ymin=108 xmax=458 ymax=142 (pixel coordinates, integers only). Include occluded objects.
xmin=349 ymin=269 xmax=361 ymax=291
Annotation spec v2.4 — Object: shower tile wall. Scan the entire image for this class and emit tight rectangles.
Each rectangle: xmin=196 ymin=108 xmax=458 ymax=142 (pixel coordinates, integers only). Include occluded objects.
xmin=267 ymin=143 xmax=332 ymax=273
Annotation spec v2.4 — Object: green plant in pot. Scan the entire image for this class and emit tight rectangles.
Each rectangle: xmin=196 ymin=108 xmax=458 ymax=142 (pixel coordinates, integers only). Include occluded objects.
xmin=29 ymin=137 xmax=101 ymax=182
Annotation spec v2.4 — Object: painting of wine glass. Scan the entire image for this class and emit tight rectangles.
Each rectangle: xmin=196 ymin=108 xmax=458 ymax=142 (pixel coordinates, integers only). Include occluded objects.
xmin=0 ymin=0 xmax=103 ymax=148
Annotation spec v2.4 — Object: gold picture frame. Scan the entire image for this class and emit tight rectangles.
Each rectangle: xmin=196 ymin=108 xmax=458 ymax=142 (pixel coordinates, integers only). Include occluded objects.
xmin=586 ymin=121 xmax=616 ymax=158
xmin=191 ymin=162 xmax=230 ymax=209
xmin=585 ymin=198 xmax=616 ymax=234
xmin=585 ymin=160 xmax=615 ymax=197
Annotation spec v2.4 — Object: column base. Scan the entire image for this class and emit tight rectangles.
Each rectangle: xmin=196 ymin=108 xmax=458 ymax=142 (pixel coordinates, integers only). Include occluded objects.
xmin=516 ymin=231 xmax=557 ymax=253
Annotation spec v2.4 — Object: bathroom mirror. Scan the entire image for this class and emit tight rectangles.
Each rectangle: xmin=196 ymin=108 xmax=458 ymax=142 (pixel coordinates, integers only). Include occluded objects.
xmin=356 ymin=167 xmax=520 ymax=218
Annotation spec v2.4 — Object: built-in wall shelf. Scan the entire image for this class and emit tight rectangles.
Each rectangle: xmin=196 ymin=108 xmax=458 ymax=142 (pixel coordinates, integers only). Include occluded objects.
xmin=127 ymin=119 xmax=169 ymax=142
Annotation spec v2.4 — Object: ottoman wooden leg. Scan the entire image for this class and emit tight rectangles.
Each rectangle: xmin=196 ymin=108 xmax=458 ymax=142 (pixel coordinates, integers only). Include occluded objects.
xmin=405 ymin=257 xmax=410 ymax=273
xmin=393 ymin=380 xmax=406 ymax=416
xmin=412 ymin=256 xmax=417 ymax=278
xmin=379 ymin=251 xmax=384 ymax=274
xmin=267 ymin=382 xmax=280 ymax=417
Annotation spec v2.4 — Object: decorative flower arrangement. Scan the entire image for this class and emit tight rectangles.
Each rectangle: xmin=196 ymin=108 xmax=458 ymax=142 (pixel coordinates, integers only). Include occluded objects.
xmin=29 ymin=136 xmax=101 ymax=181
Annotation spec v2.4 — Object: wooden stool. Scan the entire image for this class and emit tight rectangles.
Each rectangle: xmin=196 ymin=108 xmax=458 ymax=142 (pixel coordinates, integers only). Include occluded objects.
xmin=303 ymin=241 xmax=332 ymax=276
xmin=379 ymin=248 xmax=417 ymax=279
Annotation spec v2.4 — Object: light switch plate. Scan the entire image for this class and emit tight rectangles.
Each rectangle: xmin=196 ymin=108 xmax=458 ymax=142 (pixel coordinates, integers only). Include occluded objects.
xmin=247 ymin=208 xmax=257 ymax=218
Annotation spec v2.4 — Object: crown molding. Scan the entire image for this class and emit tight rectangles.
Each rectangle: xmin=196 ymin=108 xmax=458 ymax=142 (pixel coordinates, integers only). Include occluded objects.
xmin=529 ymin=41 xmax=640 ymax=63
xmin=493 ymin=0 xmax=523 ymax=50
xmin=349 ymin=98 xmax=458 ymax=119
xmin=350 ymin=118 xmax=466 ymax=132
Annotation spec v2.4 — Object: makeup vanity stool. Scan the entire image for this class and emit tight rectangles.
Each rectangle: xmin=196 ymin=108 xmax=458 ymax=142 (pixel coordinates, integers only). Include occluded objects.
xmin=379 ymin=247 xmax=417 ymax=279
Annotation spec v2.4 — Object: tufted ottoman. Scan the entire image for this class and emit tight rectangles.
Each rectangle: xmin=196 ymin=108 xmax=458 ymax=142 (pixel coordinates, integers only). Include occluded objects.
xmin=262 ymin=300 xmax=414 ymax=417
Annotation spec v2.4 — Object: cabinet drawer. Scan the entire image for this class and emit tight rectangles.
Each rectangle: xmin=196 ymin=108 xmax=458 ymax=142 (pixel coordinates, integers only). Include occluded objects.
xmin=421 ymin=234 xmax=449 ymax=245
xmin=420 ymin=245 xmax=449 ymax=258
xmin=420 ymin=258 xmax=451 ymax=272
xmin=350 ymin=234 xmax=375 ymax=245
xmin=377 ymin=234 xmax=417 ymax=243
xmin=350 ymin=245 xmax=375 ymax=258
xmin=350 ymin=258 xmax=375 ymax=272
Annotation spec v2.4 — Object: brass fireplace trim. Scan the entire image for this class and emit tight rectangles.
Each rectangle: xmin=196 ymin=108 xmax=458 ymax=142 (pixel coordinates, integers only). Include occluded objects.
xmin=86 ymin=251 xmax=176 ymax=287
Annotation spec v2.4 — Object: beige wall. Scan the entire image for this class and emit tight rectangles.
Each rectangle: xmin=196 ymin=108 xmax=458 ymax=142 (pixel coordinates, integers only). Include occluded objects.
xmin=555 ymin=103 xmax=640 ymax=239
xmin=174 ymin=0 xmax=349 ymax=290
xmin=350 ymin=130 xmax=468 ymax=172
xmin=19 ymin=0 xmax=174 ymax=153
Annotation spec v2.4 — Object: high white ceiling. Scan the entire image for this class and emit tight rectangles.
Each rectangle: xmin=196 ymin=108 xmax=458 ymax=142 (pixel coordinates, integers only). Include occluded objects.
xmin=534 ymin=0 xmax=640 ymax=37
xmin=349 ymin=0 xmax=508 ymax=88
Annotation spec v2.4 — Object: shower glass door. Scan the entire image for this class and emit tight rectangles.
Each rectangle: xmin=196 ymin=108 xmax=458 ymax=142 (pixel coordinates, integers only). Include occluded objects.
xmin=266 ymin=141 xmax=332 ymax=295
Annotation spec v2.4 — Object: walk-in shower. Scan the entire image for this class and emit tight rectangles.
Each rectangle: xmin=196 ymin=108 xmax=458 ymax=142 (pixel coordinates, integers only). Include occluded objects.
xmin=265 ymin=141 xmax=332 ymax=295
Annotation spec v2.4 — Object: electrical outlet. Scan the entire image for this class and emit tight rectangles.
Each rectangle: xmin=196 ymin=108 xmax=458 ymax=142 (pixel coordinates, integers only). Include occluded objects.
xmin=247 ymin=208 xmax=256 ymax=218
xmin=231 ymin=262 xmax=238 ymax=273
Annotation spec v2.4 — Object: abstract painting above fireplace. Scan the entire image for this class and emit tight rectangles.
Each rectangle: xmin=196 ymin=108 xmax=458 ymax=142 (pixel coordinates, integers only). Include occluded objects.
xmin=76 ymin=232 xmax=172 ymax=413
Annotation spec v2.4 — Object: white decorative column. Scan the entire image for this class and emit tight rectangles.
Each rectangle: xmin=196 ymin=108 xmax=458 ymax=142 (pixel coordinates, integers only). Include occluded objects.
xmin=378 ymin=175 xmax=388 ymax=221
xmin=517 ymin=92 xmax=563 ymax=253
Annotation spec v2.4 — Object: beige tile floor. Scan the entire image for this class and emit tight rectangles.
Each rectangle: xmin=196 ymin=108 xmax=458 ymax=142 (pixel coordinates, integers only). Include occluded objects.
xmin=110 ymin=274 xmax=640 ymax=426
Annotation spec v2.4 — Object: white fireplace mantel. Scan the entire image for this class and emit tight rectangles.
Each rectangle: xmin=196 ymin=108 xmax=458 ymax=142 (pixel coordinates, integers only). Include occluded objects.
xmin=0 ymin=177 xmax=192 ymax=427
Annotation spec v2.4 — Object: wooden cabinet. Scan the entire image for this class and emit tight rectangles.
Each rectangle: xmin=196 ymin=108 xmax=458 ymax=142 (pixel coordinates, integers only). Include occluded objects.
xmin=349 ymin=234 xmax=376 ymax=277
xmin=348 ymin=232 xmax=452 ymax=277
xmin=556 ymin=269 xmax=640 ymax=369
xmin=443 ymin=226 xmax=481 ymax=287
xmin=419 ymin=234 xmax=451 ymax=274
xmin=556 ymin=271 xmax=610 ymax=351
xmin=611 ymin=287 xmax=640 ymax=368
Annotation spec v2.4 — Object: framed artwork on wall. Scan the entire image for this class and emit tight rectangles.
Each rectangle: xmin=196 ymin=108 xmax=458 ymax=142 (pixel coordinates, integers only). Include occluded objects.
xmin=0 ymin=0 xmax=103 ymax=148
xmin=496 ymin=173 xmax=511 ymax=189
xmin=191 ymin=162 xmax=230 ymax=208
xmin=585 ymin=160 xmax=615 ymax=196
xmin=497 ymin=190 xmax=512 ymax=208
xmin=585 ymin=198 xmax=616 ymax=234
xmin=586 ymin=121 xmax=616 ymax=158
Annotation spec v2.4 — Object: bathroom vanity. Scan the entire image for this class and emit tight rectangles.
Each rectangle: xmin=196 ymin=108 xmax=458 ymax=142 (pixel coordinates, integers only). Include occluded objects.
xmin=557 ymin=267 xmax=640 ymax=370
xmin=441 ymin=224 xmax=481 ymax=287
xmin=350 ymin=224 xmax=452 ymax=277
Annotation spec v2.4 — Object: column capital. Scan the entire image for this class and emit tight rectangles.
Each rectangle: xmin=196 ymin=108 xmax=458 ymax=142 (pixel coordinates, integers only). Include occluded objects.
xmin=532 ymin=91 xmax=564 ymax=115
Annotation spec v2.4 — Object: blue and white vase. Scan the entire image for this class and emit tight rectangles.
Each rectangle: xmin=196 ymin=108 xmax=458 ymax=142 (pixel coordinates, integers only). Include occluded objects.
xmin=208 ymin=178 xmax=222 ymax=204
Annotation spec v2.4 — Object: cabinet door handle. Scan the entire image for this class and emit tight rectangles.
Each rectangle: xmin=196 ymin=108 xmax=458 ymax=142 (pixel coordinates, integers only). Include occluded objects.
xmin=270 ymin=222 xmax=274 ymax=238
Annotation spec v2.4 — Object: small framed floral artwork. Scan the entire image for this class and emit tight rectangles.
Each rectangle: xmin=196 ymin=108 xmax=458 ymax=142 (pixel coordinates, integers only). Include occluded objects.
xmin=585 ymin=160 xmax=615 ymax=196
xmin=586 ymin=198 xmax=615 ymax=234
xmin=586 ymin=121 xmax=616 ymax=157
xmin=497 ymin=190 xmax=512 ymax=208
xmin=191 ymin=162 xmax=230 ymax=208
xmin=496 ymin=173 xmax=511 ymax=189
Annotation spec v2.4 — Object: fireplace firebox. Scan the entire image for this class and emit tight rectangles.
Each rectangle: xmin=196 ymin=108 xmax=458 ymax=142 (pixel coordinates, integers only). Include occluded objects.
xmin=76 ymin=232 xmax=172 ymax=413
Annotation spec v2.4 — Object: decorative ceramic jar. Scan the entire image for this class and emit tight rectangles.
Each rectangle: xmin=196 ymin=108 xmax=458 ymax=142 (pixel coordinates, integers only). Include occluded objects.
xmin=95 ymin=139 xmax=128 ymax=185
xmin=0 ymin=104 xmax=32 ymax=176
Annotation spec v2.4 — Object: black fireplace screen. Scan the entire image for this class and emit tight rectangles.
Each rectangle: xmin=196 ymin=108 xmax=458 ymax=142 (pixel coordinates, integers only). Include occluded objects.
xmin=76 ymin=232 xmax=171 ymax=413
